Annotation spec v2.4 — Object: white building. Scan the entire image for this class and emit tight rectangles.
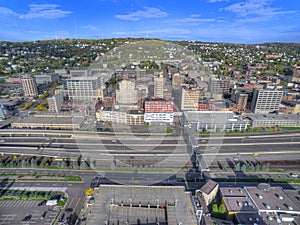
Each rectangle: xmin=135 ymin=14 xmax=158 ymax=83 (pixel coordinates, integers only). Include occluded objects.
xmin=144 ymin=113 xmax=174 ymax=124
xmin=245 ymin=114 xmax=300 ymax=128
xmin=184 ymin=111 xmax=248 ymax=132
xmin=47 ymin=93 xmax=63 ymax=112
xmin=21 ymin=75 xmax=38 ymax=97
xmin=62 ymin=76 xmax=104 ymax=101
xmin=250 ymin=89 xmax=283 ymax=113
xmin=180 ymin=86 xmax=199 ymax=111
xmin=34 ymin=73 xmax=59 ymax=84
xmin=96 ymin=109 xmax=127 ymax=124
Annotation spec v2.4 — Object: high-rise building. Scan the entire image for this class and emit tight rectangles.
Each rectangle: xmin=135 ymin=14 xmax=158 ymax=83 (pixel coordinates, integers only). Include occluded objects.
xmin=34 ymin=73 xmax=59 ymax=84
xmin=236 ymin=93 xmax=248 ymax=112
xmin=60 ymin=76 xmax=104 ymax=101
xmin=21 ymin=75 xmax=38 ymax=97
xmin=47 ymin=93 xmax=63 ymax=112
xmin=180 ymin=86 xmax=199 ymax=111
xmin=172 ymin=73 xmax=184 ymax=88
xmin=154 ymin=74 xmax=164 ymax=98
xmin=250 ymin=89 xmax=283 ymax=113
xmin=209 ymin=76 xmax=231 ymax=94
xmin=116 ymin=79 xmax=137 ymax=104
xmin=231 ymin=90 xmax=248 ymax=113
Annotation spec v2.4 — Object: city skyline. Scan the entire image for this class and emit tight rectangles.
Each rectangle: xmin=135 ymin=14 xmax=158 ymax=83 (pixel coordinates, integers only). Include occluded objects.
xmin=0 ymin=0 xmax=299 ymax=43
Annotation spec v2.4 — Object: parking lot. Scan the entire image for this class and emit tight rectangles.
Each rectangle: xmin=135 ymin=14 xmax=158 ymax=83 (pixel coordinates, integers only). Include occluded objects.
xmin=0 ymin=200 xmax=59 ymax=225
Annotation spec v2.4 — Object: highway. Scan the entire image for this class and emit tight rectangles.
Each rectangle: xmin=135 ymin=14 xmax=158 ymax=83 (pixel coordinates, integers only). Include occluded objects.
xmin=0 ymin=133 xmax=299 ymax=155
xmin=0 ymin=129 xmax=299 ymax=171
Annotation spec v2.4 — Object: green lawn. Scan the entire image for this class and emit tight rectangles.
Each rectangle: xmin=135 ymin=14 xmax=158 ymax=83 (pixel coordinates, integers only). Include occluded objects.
xmin=281 ymin=127 xmax=300 ymax=131
xmin=0 ymin=173 xmax=82 ymax=182
xmin=57 ymin=197 xmax=68 ymax=207
xmin=67 ymin=176 xmax=82 ymax=182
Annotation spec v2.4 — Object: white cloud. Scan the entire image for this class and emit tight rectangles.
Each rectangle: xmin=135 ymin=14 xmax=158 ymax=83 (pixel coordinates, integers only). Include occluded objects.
xmin=112 ymin=28 xmax=191 ymax=38
xmin=174 ymin=17 xmax=215 ymax=26
xmin=0 ymin=7 xmax=18 ymax=16
xmin=0 ymin=4 xmax=71 ymax=20
xmin=222 ymin=0 xmax=297 ymax=17
xmin=19 ymin=4 xmax=71 ymax=19
xmin=115 ymin=7 xmax=168 ymax=21
xmin=82 ymin=25 xmax=97 ymax=31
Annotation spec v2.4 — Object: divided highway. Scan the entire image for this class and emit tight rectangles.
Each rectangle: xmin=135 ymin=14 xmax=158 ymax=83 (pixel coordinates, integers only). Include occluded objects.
xmin=0 ymin=130 xmax=300 ymax=162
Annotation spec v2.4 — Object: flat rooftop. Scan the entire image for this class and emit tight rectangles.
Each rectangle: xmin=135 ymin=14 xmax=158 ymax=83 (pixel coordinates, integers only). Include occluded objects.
xmin=245 ymin=113 xmax=300 ymax=122
xmin=11 ymin=114 xmax=85 ymax=129
xmin=84 ymin=185 xmax=197 ymax=225
xmin=185 ymin=111 xmax=246 ymax=125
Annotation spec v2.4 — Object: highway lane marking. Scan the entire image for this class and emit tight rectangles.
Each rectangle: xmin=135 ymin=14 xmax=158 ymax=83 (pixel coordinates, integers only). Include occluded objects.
xmin=67 ymin=198 xmax=75 ymax=208
xmin=0 ymin=132 xmax=180 ymax=140
xmin=202 ymin=150 xmax=300 ymax=156
xmin=1 ymin=141 xmax=299 ymax=150
xmin=196 ymin=133 xmax=300 ymax=139
xmin=73 ymin=198 xmax=81 ymax=213
xmin=0 ymin=151 xmax=299 ymax=157
xmin=0 ymin=143 xmax=185 ymax=147
xmin=199 ymin=142 xmax=300 ymax=146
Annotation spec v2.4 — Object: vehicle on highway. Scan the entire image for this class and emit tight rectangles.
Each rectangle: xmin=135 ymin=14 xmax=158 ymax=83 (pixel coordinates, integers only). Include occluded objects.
xmin=65 ymin=207 xmax=73 ymax=212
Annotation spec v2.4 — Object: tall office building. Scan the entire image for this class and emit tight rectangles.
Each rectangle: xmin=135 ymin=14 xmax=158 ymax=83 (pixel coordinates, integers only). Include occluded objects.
xmin=250 ymin=89 xmax=283 ymax=113
xmin=172 ymin=73 xmax=184 ymax=88
xmin=236 ymin=93 xmax=248 ymax=112
xmin=47 ymin=93 xmax=63 ymax=112
xmin=231 ymin=90 xmax=248 ymax=112
xmin=116 ymin=79 xmax=137 ymax=104
xmin=154 ymin=74 xmax=164 ymax=98
xmin=180 ymin=86 xmax=200 ymax=111
xmin=209 ymin=76 xmax=231 ymax=94
xmin=62 ymin=76 xmax=104 ymax=101
xmin=21 ymin=75 xmax=38 ymax=97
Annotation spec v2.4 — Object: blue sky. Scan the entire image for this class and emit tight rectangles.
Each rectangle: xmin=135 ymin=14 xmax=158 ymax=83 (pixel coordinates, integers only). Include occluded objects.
xmin=0 ymin=0 xmax=299 ymax=43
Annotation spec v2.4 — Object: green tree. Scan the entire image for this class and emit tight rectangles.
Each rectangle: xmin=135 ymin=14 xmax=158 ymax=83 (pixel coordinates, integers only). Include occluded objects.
xmin=219 ymin=203 xmax=227 ymax=214
xmin=255 ymin=164 xmax=262 ymax=171
xmin=108 ymin=78 xmax=117 ymax=85
xmin=212 ymin=204 xmax=219 ymax=213
xmin=60 ymin=161 xmax=66 ymax=169
xmin=222 ymin=165 xmax=227 ymax=171
xmin=241 ymin=164 xmax=246 ymax=172
xmin=73 ymin=161 xmax=79 ymax=169
xmin=21 ymin=159 xmax=27 ymax=168
xmin=80 ymin=161 xmax=88 ymax=169
xmin=30 ymin=158 xmax=37 ymax=168
xmin=235 ymin=162 xmax=240 ymax=172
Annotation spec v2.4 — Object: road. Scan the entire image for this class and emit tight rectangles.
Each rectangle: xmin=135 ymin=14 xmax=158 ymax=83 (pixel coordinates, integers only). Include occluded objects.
xmin=0 ymin=132 xmax=299 ymax=161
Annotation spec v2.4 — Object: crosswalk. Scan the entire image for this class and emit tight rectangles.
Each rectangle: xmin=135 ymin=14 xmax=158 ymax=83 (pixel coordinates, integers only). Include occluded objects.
xmin=0 ymin=200 xmax=40 ymax=208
